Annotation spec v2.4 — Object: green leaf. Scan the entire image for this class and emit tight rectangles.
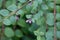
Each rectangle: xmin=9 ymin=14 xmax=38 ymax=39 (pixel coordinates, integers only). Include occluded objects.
xmin=46 ymin=13 xmax=54 ymax=26
xmin=57 ymin=31 xmax=60 ymax=38
xmin=56 ymin=6 xmax=60 ymax=13
xmin=47 ymin=2 xmax=54 ymax=10
xmin=56 ymin=13 xmax=60 ymax=21
xmin=18 ymin=0 xmax=27 ymax=3
xmin=37 ymin=36 xmax=41 ymax=40
xmin=17 ymin=18 xmax=27 ymax=27
xmin=38 ymin=0 xmax=43 ymax=4
xmin=26 ymin=15 xmax=32 ymax=19
xmin=16 ymin=10 xmax=24 ymax=17
xmin=3 ymin=19 xmax=11 ymax=25
xmin=36 ymin=17 xmax=45 ymax=26
xmin=15 ymin=29 xmax=23 ymax=38
xmin=31 ymin=8 xmax=37 ymax=13
xmin=26 ymin=4 xmax=32 ymax=12
xmin=48 ymin=27 xmax=54 ymax=31
xmin=32 ymin=0 xmax=38 ymax=8
xmin=5 ymin=0 xmax=12 ymax=8
xmin=56 ymin=22 xmax=60 ymax=30
xmin=46 ymin=0 xmax=53 ymax=2
xmin=46 ymin=30 xmax=53 ymax=38
xmin=0 ymin=9 xmax=9 ymax=16
xmin=4 ymin=27 xmax=14 ymax=37
xmin=12 ymin=0 xmax=16 ymax=4
xmin=6 ymin=0 xmax=16 ymax=8
xmin=33 ymin=10 xmax=43 ymax=20
xmin=37 ymin=36 xmax=45 ymax=40
xmin=46 ymin=37 xmax=53 ymax=40
xmin=46 ymin=30 xmax=53 ymax=40
xmin=34 ymin=26 xmax=46 ymax=36
xmin=17 ymin=2 xmax=22 ymax=8
xmin=41 ymin=4 xmax=48 ymax=10
xmin=29 ymin=23 xmax=39 ymax=32
xmin=56 ymin=0 xmax=60 ymax=4
xmin=7 ymin=4 xmax=18 ymax=11
xmin=9 ymin=16 xmax=16 ymax=25
xmin=31 ymin=0 xmax=38 ymax=13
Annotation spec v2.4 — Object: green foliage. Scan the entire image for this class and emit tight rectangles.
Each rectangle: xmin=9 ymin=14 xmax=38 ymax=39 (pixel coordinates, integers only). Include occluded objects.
xmin=16 ymin=9 xmax=25 ymax=17
xmin=0 ymin=9 xmax=9 ymax=16
xmin=0 ymin=0 xmax=60 ymax=40
xmin=17 ymin=18 xmax=28 ymax=27
xmin=15 ymin=29 xmax=23 ymax=38
xmin=7 ymin=4 xmax=18 ymax=11
xmin=4 ymin=27 xmax=14 ymax=37
xmin=3 ymin=19 xmax=11 ymax=25
xmin=46 ymin=13 xmax=54 ymax=26
xmin=18 ymin=0 xmax=27 ymax=3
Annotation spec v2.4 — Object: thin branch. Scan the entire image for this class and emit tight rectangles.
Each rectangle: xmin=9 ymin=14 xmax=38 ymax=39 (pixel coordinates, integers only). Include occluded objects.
xmin=54 ymin=0 xmax=57 ymax=40
xmin=5 ymin=1 xmax=31 ymax=19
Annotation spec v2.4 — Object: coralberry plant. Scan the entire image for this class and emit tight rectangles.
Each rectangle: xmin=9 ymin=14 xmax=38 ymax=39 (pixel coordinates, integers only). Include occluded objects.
xmin=0 ymin=0 xmax=60 ymax=40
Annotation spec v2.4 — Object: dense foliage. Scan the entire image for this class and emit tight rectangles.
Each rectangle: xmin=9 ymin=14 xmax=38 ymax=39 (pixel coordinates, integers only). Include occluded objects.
xmin=0 ymin=0 xmax=60 ymax=40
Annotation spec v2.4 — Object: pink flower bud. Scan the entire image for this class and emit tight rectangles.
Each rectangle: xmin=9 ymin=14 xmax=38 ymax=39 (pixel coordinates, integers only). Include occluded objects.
xmin=16 ymin=16 xmax=19 ymax=20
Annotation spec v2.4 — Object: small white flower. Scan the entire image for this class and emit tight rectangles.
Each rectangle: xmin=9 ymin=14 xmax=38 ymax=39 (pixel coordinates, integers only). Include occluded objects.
xmin=26 ymin=19 xmax=32 ymax=24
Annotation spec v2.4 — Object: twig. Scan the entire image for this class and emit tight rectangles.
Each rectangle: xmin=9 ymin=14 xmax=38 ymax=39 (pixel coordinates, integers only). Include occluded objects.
xmin=54 ymin=0 xmax=57 ymax=40
xmin=5 ymin=1 xmax=31 ymax=19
